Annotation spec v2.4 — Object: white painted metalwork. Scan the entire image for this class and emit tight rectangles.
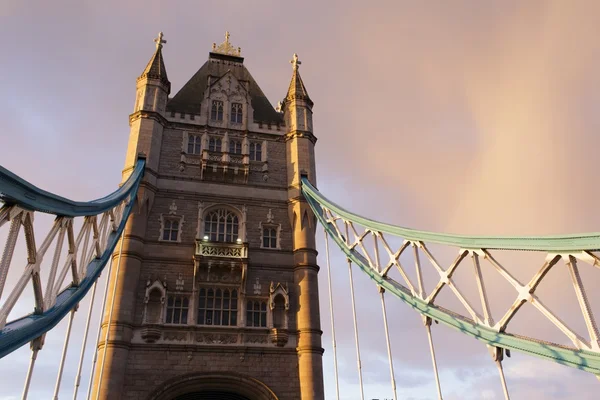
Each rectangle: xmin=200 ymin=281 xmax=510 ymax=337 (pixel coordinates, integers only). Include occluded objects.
xmin=96 ymin=235 xmax=125 ymax=400
xmin=85 ymin=258 xmax=114 ymax=400
xmin=53 ymin=309 xmax=76 ymax=399
xmin=323 ymin=228 xmax=340 ymax=400
xmin=73 ymin=280 xmax=99 ymax=400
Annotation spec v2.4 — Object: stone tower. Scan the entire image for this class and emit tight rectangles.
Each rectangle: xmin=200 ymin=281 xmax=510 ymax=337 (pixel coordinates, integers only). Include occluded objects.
xmin=91 ymin=32 xmax=324 ymax=400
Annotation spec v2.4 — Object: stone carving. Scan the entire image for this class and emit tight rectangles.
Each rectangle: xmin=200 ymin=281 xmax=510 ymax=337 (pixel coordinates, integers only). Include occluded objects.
xmin=253 ymin=278 xmax=262 ymax=295
xmin=195 ymin=333 xmax=238 ymax=344
xmin=266 ymin=209 xmax=274 ymax=223
xmin=169 ymin=200 xmax=177 ymax=215
xmin=244 ymin=334 xmax=268 ymax=344
xmin=197 ymin=263 xmax=242 ymax=284
xmin=175 ymin=273 xmax=184 ymax=291
xmin=211 ymin=31 xmax=241 ymax=57
xmin=163 ymin=331 xmax=187 ymax=342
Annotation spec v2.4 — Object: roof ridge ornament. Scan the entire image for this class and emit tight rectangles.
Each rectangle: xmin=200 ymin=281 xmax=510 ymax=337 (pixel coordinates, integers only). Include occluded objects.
xmin=154 ymin=32 xmax=166 ymax=50
xmin=212 ymin=31 xmax=242 ymax=57
xmin=291 ymin=53 xmax=301 ymax=70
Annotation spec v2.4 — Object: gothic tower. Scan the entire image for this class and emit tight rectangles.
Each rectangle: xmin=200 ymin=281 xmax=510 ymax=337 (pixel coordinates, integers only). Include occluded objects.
xmin=92 ymin=32 xmax=324 ymax=400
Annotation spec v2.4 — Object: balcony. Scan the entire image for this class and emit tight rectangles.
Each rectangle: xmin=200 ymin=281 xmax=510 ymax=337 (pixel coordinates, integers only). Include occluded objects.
xmin=200 ymin=150 xmax=249 ymax=182
xmin=195 ymin=240 xmax=248 ymax=259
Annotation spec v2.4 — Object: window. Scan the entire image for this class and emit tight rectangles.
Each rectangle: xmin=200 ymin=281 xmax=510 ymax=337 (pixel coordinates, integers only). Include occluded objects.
xmin=249 ymin=142 xmax=262 ymax=161
xmin=197 ymin=288 xmax=238 ymax=326
xmin=166 ymin=295 xmax=189 ymax=324
xmin=211 ymin=100 xmax=224 ymax=121
xmin=262 ymin=227 xmax=277 ymax=249
xmin=229 ymin=140 xmax=242 ymax=154
xmin=204 ymin=209 xmax=239 ymax=242
xmin=231 ymin=103 xmax=243 ymax=123
xmin=209 ymin=137 xmax=222 ymax=152
xmin=187 ymin=135 xmax=202 ymax=154
xmin=162 ymin=219 xmax=179 ymax=241
xmin=246 ymin=300 xmax=267 ymax=327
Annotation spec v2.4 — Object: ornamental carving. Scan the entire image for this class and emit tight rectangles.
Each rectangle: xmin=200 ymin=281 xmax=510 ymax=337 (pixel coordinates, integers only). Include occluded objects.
xmin=163 ymin=331 xmax=187 ymax=342
xmin=244 ymin=334 xmax=268 ymax=344
xmin=195 ymin=333 xmax=238 ymax=344
xmin=196 ymin=263 xmax=243 ymax=284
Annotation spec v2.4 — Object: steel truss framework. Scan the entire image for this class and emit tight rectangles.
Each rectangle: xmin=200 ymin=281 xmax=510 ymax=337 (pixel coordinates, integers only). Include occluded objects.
xmin=0 ymin=158 xmax=145 ymax=362
xmin=301 ymin=177 xmax=600 ymax=391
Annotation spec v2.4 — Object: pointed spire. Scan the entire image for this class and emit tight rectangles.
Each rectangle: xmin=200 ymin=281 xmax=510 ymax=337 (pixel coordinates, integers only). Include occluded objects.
xmin=285 ymin=53 xmax=312 ymax=106
xmin=138 ymin=32 xmax=170 ymax=92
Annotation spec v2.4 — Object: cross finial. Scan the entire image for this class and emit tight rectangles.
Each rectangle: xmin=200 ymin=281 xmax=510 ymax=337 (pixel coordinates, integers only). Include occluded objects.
xmin=154 ymin=32 xmax=166 ymax=50
xmin=225 ymin=31 xmax=230 ymax=43
xmin=291 ymin=53 xmax=301 ymax=70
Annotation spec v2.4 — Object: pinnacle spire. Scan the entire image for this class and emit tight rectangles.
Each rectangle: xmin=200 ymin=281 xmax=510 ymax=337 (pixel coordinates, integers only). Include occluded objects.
xmin=139 ymin=32 xmax=170 ymax=92
xmin=285 ymin=53 xmax=312 ymax=106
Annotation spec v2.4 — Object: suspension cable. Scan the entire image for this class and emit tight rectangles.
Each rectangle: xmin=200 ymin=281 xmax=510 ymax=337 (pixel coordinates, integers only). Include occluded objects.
xmin=495 ymin=351 xmax=510 ymax=400
xmin=73 ymin=279 xmax=99 ymax=399
xmin=424 ymin=317 xmax=443 ymax=399
xmin=85 ymin=257 xmax=114 ymax=400
xmin=374 ymin=232 xmax=397 ymax=400
xmin=345 ymin=223 xmax=365 ymax=400
xmin=324 ymin=227 xmax=340 ymax=400
xmin=22 ymin=337 xmax=42 ymax=400
xmin=53 ymin=309 xmax=76 ymax=399
xmin=413 ymin=244 xmax=443 ymax=399
xmin=96 ymin=232 xmax=125 ymax=399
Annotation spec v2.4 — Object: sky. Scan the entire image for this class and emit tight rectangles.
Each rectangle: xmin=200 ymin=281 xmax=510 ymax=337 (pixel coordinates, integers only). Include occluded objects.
xmin=2 ymin=0 xmax=600 ymax=399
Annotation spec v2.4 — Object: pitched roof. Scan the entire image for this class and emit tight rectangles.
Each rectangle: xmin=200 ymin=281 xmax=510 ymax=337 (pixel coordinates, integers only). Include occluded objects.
xmin=285 ymin=68 xmax=312 ymax=105
xmin=166 ymin=53 xmax=283 ymax=123
xmin=139 ymin=47 xmax=170 ymax=92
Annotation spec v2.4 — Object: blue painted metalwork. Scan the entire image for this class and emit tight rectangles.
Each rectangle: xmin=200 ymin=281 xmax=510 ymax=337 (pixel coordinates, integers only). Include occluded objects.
xmin=0 ymin=159 xmax=145 ymax=217
xmin=0 ymin=159 xmax=145 ymax=358
xmin=301 ymin=177 xmax=600 ymax=375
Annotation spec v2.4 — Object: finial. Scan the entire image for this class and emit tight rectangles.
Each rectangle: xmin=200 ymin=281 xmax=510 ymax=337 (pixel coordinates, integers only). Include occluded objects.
xmin=211 ymin=31 xmax=242 ymax=57
xmin=154 ymin=32 xmax=166 ymax=50
xmin=290 ymin=53 xmax=301 ymax=70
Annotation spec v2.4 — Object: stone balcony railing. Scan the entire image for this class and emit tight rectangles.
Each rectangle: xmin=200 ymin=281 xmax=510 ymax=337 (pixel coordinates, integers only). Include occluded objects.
xmin=195 ymin=240 xmax=248 ymax=259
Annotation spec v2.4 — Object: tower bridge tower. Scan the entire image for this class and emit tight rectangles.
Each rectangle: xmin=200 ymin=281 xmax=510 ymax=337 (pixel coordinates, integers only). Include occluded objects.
xmin=91 ymin=32 xmax=324 ymax=400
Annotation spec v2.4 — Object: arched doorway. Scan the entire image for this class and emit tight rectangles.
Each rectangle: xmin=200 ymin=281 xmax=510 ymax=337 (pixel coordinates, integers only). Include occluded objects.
xmin=147 ymin=372 xmax=278 ymax=400
xmin=173 ymin=392 xmax=251 ymax=400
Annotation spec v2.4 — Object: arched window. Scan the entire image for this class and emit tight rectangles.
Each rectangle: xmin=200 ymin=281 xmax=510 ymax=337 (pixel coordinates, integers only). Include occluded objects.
xmin=246 ymin=300 xmax=267 ymax=327
xmin=230 ymin=103 xmax=243 ymax=123
xmin=197 ymin=288 xmax=238 ymax=326
xmin=187 ymin=134 xmax=202 ymax=154
xmin=272 ymin=295 xmax=286 ymax=329
xmin=229 ymin=139 xmax=242 ymax=154
xmin=209 ymin=137 xmax=222 ymax=152
xmin=204 ymin=208 xmax=239 ymax=242
xmin=211 ymin=100 xmax=224 ymax=121
xmin=249 ymin=142 xmax=262 ymax=161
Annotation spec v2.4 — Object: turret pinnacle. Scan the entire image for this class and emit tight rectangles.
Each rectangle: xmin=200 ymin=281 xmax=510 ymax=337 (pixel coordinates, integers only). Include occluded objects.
xmin=285 ymin=53 xmax=312 ymax=106
xmin=138 ymin=32 xmax=170 ymax=93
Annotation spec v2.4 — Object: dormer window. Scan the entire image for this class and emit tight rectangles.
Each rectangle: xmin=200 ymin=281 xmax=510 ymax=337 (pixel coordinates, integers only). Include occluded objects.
xmin=231 ymin=103 xmax=243 ymax=123
xmin=187 ymin=134 xmax=202 ymax=154
xmin=229 ymin=140 xmax=242 ymax=154
xmin=249 ymin=142 xmax=262 ymax=161
xmin=211 ymin=100 xmax=224 ymax=121
xmin=209 ymin=137 xmax=222 ymax=152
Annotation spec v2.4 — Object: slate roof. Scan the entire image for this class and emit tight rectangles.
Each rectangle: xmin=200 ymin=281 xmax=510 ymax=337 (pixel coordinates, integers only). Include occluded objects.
xmin=139 ymin=47 xmax=170 ymax=92
xmin=167 ymin=53 xmax=283 ymax=124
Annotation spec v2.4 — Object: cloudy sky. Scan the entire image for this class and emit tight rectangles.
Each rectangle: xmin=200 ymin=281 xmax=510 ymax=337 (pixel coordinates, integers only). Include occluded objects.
xmin=2 ymin=0 xmax=600 ymax=399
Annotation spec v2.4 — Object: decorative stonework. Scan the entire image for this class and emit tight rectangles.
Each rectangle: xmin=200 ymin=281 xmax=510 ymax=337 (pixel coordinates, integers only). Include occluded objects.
xmin=211 ymin=31 xmax=241 ymax=57
xmin=163 ymin=331 xmax=187 ymax=342
xmin=195 ymin=333 xmax=238 ymax=344
xmin=244 ymin=334 xmax=268 ymax=344
xmin=269 ymin=328 xmax=289 ymax=347
xmin=253 ymin=278 xmax=262 ymax=295
xmin=141 ymin=326 xmax=162 ymax=343
xmin=196 ymin=263 xmax=243 ymax=284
